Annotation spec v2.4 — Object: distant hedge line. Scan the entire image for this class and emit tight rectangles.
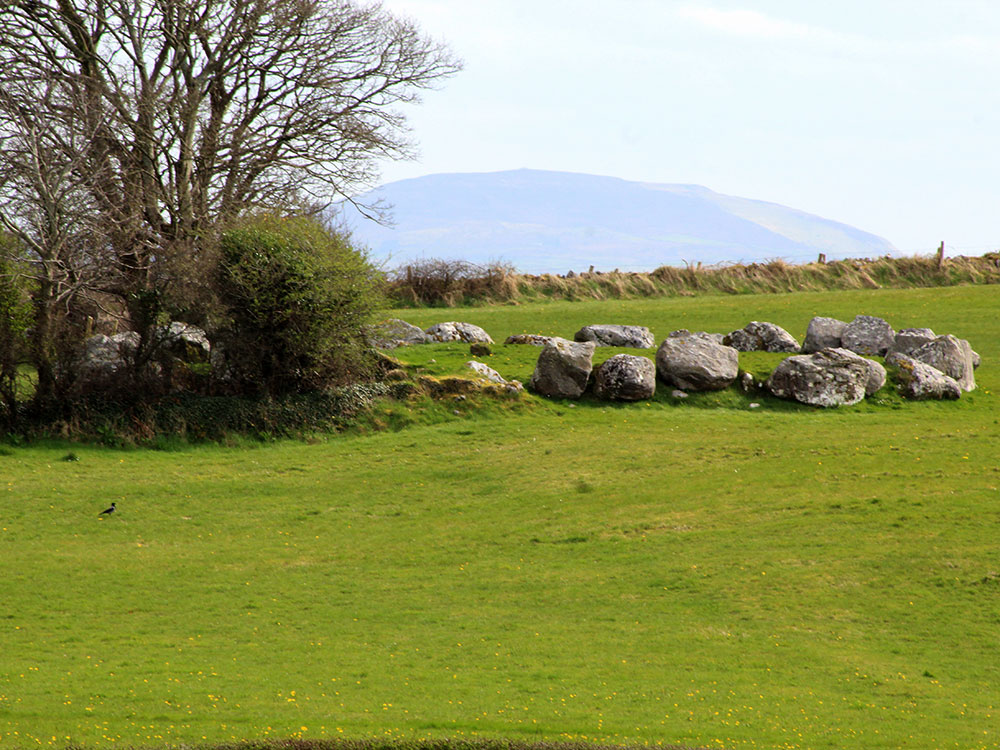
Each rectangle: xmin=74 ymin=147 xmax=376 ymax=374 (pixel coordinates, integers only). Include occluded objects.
xmin=388 ymin=253 xmax=1000 ymax=307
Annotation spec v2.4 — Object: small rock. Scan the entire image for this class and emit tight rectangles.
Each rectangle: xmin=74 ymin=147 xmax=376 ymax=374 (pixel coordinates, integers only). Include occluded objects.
xmin=425 ymin=321 xmax=494 ymax=344
xmin=671 ymin=389 xmax=689 ymax=399
xmin=505 ymin=334 xmax=559 ymax=347
xmin=470 ymin=342 xmax=492 ymax=356
xmin=748 ymin=402 xmax=761 ymax=409
xmin=465 ymin=360 xmax=507 ymax=384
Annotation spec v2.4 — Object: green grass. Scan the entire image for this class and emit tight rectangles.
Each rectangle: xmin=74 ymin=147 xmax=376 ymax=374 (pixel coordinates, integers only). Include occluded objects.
xmin=2 ymin=285 xmax=999 ymax=750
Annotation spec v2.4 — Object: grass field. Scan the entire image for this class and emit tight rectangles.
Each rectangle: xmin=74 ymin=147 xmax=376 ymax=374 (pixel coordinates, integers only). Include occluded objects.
xmin=2 ymin=286 xmax=999 ymax=749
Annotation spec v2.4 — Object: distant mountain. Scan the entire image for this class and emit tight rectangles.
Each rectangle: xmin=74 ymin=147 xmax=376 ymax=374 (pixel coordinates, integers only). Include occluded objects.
xmin=342 ymin=169 xmax=896 ymax=274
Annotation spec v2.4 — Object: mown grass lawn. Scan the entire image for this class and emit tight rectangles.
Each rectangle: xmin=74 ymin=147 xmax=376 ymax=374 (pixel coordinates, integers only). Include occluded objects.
xmin=2 ymin=285 xmax=999 ymax=749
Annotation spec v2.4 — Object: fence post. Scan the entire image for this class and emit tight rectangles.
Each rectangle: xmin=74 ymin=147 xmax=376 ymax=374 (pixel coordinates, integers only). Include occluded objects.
xmin=935 ymin=241 xmax=945 ymax=270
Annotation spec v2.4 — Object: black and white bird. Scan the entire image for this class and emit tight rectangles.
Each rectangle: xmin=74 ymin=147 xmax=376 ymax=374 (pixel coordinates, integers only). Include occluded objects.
xmin=98 ymin=502 xmax=117 ymax=517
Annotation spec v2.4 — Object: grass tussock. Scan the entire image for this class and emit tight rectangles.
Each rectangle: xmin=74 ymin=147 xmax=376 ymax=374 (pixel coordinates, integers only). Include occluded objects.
xmin=388 ymin=253 xmax=1000 ymax=307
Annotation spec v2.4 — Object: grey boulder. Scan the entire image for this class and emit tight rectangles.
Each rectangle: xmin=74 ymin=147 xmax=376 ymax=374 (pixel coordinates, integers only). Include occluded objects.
xmin=889 ymin=327 xmax=936 ymax=357
xmin=656 ymin=335 xmax=739 ymax=391
xmin=766 ymin=348 xmax=872 ymax=407
xmin=909 ymin=334 xmax=976 ymax=392
xmin=505 ymin=334 xmax=558 ymax=347
xmin=802 ymin=316 xmax=847 ymax=353
xmin=594 ymin=354 xmax=656 ymax=401
xmin=669 ymin=329 xmax=725 ymax=345
xmin=574 ymin=324 xmax=655 ymax=348
xmin=153 ymin=321 xmax=211 ymax=362
xmin=425 ymin=321 xmax=494 ymax=344
xmin=887 ymin=352 xmax=961 ymax=400
xmin=529 ymin=339 xmax=596 ymax=399
xmin=840 ymin=315 xmax=895 ymax=356
xmin=368 ymin=318 xmax=430 ymax=348
xmin=723 ymin=321 xmax=800 ymax=352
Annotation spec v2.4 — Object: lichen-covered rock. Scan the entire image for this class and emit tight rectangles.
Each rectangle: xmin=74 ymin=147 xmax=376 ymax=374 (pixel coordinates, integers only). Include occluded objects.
xmin=889 ymin=327 xmax=936 ymax=357
xmin=153 ymin=322 xmax=211 ymax=363
xmin=655 ymin=335 xmax=739 ymax=391
xmin=529 ymin=339 xmax=596 ymax=399
xmin=425 ymin=321 xmax=494 ymax=344
xmin=859 ymin=357 xmax=887 ymax=396
xmin=765 ymin=348 xmax=871 ymax=407
xmin=909 ymin=334 xmax=976 ymax=392
xmin=79 ymin=331 xmax=141 ymax=377
xmin=574 ymin=324 xmax=655 ymax=349
xmin=887 ymin=352 xmax=961 ymax=400
xmin=723 ymin=321 xmax=800 ymax=352
xmin=802 ymin=317 xmax=847 ymax=353
xmin=594 ymin=354 xmax=656 ymax=401
xmin=669 ymin=329 xmax=725 ymax=345
xmin=465 ymin=360 xmax=507 ymax=384
xmin=368 ymin=319 xmax=430 ymax=348
xmin=505 ymin=334 xmax=558 ymax=347
xmin=840 ymin=315 xmax=895 ymax=356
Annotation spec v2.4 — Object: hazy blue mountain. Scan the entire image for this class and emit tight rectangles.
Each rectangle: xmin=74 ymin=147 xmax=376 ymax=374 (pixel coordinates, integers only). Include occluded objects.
xmin=343 ymin=169 xmax=896 ymax=273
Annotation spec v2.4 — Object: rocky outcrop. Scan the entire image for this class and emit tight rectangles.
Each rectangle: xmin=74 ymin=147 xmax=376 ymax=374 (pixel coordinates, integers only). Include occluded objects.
xmin=840 ymin=315 xmax=895 ymax=356
xmin=656 ymin=335 xmax=739 ymax=391
xmin=368 ymin=319 xmax=430 ymax=348
xmin=529 ymin=339 xmax=596 ymax=399
xmin=765 ymin=348 xmax=873 ymax=407
xmin=723 ymin=321 xmax=800 ymax=352
xmin=887 ymin=352 xmax=961 ymax=400
xmin=909 ymin=334 xmax=976 ymax=392
xmin=889 ymin=327 xmax=936 ymax=357
xmin=505 ymin=334 xmax=559 ymax=347
xmin=594 ymin=354 xmax=656 ymax=401
xmin=574 ymin=324 xmax=655 ymax=349
xmin=802 ymin=317 xmax=847 ymax=353
xmin=425 ymin=321 xmax=494 ymax=344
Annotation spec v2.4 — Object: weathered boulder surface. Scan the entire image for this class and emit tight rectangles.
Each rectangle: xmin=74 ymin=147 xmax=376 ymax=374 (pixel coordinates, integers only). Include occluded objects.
xmin=887 ymin=352 xmax=961 ymax=400
xmin=80 ymin=331 xmax=141 ymax=377
xmin=859 ymin=357 xmax=888 ymax=396
xmin=465 ymin=360 xmax=507 ymax=384
xmin=910 ymin=334 xmax=976 ymax=392
xmin=368 ymin=319 xmax=430 ymax=348
xmin=425 ymin=321 xmax=494 ymax=344
xmin=530 ymin=339 xmax=596 ymax=399
xmin=505 ymin=334 xmax=559 ymax=347
xmin=802 ymin=316 xmax=847 ymax=353
xmin=574 ymin=324 xmax=655 ymax=349
xmin=153 ymin=321 xmax=211 ymax=362
xmin=594 ymin=354 xmax=656 ymax=401
xmin=723 ymin=321 xmax=800 ymax=352
xmin=765 ymin=348 xmax=872 ymax=407
xmin=656 ymin=335 xmax=739 ymax=391
xmin=669 ymin=329 xmax=725 ymax=345
xmin=889 ymin=327 xmax=936 ymax=357
xmin=840 ymin=315 xmax=895 ymax=356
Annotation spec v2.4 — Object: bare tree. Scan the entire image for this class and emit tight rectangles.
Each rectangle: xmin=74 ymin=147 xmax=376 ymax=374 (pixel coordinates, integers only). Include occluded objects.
xmin=0 ymin=0 xmax=459 ymax=315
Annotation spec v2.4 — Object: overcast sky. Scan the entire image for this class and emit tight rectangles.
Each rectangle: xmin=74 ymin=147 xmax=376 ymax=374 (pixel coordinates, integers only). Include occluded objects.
xmin=374 ymin=0 xmax=1000 ymax=258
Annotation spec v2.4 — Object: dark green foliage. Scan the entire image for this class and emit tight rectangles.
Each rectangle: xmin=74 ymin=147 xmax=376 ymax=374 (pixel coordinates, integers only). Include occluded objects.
xmin=217 ymin=215 xmax=385 ymax=395
xmin=0 ymin=243 xmax=31 ymax=419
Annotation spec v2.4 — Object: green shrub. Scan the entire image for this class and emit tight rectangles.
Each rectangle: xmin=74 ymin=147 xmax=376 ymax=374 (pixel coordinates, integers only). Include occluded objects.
xmin=217 ymin=215 xmax=385 ymax=395
xmin=0 ymin=240 xmax=32 ymax=419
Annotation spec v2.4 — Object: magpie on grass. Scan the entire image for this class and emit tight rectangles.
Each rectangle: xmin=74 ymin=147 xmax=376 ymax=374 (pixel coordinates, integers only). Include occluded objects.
xmin=98 ymin=502 xmax=117 ymax=517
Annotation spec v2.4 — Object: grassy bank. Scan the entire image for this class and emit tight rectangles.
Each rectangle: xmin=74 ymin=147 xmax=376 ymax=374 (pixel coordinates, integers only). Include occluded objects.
xmin=2 ymin=285 xmax=998 ymax=750
xmin=388 ymin=254 xmax=1000 ymax=307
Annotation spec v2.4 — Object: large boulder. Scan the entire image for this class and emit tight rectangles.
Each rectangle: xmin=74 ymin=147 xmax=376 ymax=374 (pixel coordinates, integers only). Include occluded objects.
xmin=574 ymin=324 xmax=655 ymax=349
xmin=909 ymin=334 xmax=976 ymax=392
xmin=425 ymin=321 xmax=494 ymax=344
xmin=889 ymin=327 xmax=936 ymax=357
xmin=368 ymin=319 xmax=430 ymax=348
xmin=765 ymin=348 xmax=872 ymax=407
xmin=529 ymin=339 xmax=596 ymax=399
xmin=840 ymin=315 xmax=895 ymax=356
xmin=887 ymin=352 xmax=961 ymax=400
xmin=655 ymin=335 xmax=739 ymax=391
xmin=79 ymin=331 xmax=141 ymax=378
xmin=723 ymin=321 xmax=800 ymax=352
xmin=801 ymin=316 xmax=847 ymax=353
xmin=152 ymin=321 xmax=211 ymax=363
xmin=594 ymin=354 xmax=656 ymax=401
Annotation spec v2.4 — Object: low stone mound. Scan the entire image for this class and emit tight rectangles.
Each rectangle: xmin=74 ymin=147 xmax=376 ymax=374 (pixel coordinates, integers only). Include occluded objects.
xmin=529 ymin=339 xmax=596 ymax=399
xmin=723 ymin=321 xmax=800 ymax=352
xmin=801 ymin=316 xmax=846 ymax=353
xmin=656 ymin=335 xmax=738 ymax=391
xmin=425 ymin=321 xmax=494 ymax=344
xmin=594 ymin=354 xmax=656 ymax=401
xmin=574 ymin=324 xmax=655 ymax=348
xmin=766 ymin=348 xmax=872 ymax=407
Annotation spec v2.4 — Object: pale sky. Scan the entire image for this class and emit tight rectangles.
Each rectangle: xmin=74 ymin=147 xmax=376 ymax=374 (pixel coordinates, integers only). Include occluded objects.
xmin=374 ymin=0 xmax=1000 ymax=259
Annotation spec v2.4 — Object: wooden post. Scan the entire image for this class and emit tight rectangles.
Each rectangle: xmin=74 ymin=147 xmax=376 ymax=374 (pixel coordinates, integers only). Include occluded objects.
xmin=818 ymin=253 xmax=826 ymax=264
xmin=935 ymin=241 xmax=945 ymax=269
